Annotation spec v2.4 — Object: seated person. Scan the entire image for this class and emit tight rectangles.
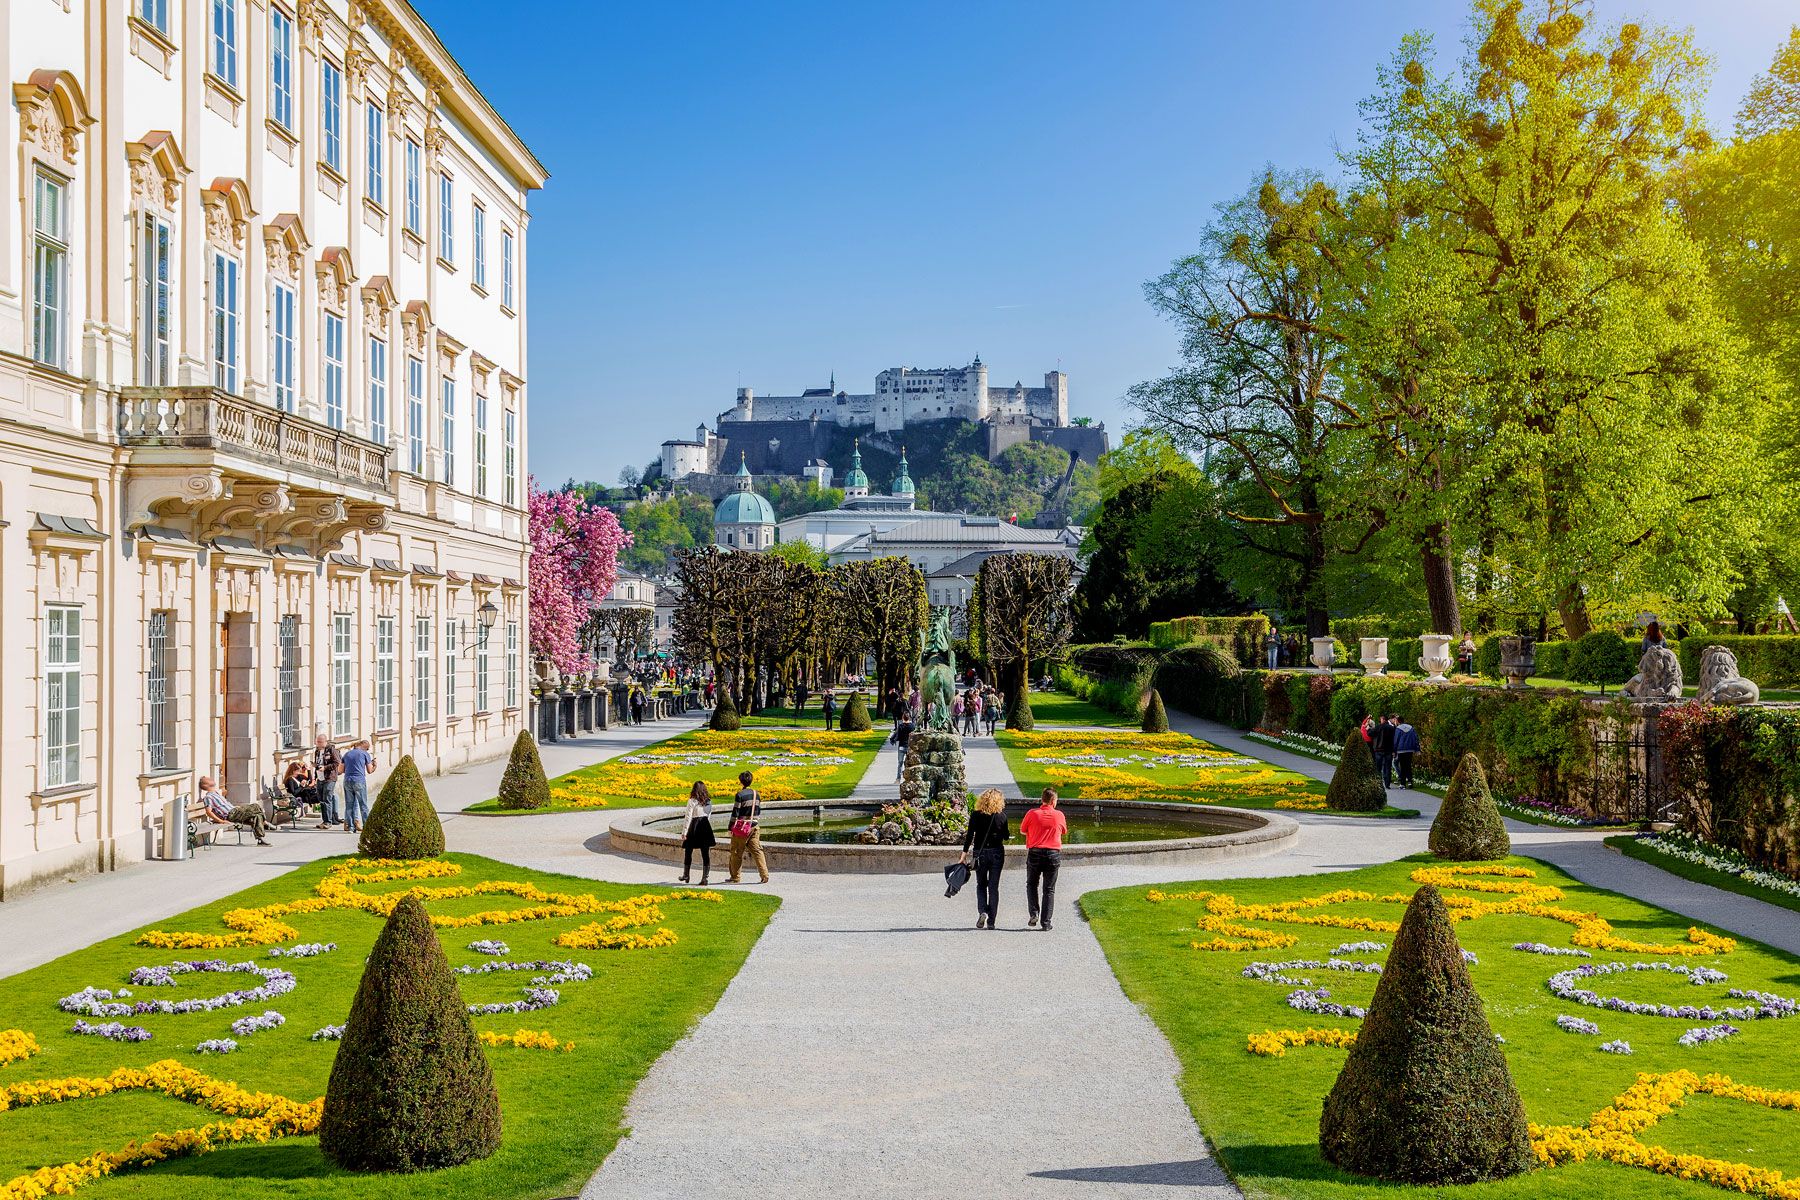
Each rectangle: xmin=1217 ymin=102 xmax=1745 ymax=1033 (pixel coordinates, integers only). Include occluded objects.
xmin=200 ymin=776 xmax=269 ymax=845
xmin=281 ymin=761 xmax=317 ymax=819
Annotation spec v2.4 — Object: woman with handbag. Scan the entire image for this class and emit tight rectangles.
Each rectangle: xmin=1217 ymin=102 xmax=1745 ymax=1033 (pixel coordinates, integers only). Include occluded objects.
xmin=960 ymin=788 xmax=1010 ymax=929
xmin=727 ymin=770 xmax=769 ymax=885
xmin=679 ymin=781 xmax=716 ymax=884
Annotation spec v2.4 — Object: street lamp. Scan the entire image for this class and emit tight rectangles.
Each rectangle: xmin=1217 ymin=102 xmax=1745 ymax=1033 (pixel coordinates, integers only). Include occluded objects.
xmin=476 ymin=599 xmax=499 ymax=648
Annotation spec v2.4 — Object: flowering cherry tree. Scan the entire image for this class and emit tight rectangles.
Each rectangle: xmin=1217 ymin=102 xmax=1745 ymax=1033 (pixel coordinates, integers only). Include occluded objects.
xmin=528 ymin=479 xmax=631 ymax=676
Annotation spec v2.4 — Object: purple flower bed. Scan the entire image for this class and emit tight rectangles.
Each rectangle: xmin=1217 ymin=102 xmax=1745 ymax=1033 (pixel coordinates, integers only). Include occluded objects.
xmin=1555 ymin=1014 xmax=1601 ymax=1035
xmin=1546 ymin=961 xmax=1797 ymax=1022
xmin=1242 ymin=959 xmax=1384 ymax=988
xmin=1284 ymin=987 xmax=1367 ymax=1019
xmin=1677 ymin=1023 xmax=1741 ymax=1047
xmin=1329 ymin=941 xmax=1386 ymax=957
xmin=310 ymin=1025 xmax=345 ymax=1042
xmin=61 ymin=960 xmax=296 ymax=1019
xmin=229 ymin=1010 xmax=286 ymax=1036
xmin=452 ymin=959 xmax=593 ymax=986
xmin=268 ymin=943 xmax=336 ymax=958
xmin=1600 ymin=1040 xmax=1633 ymax=1055
xmin=467 ymin=939 xmax=510 ymax=956
xmin=71 ymin=1019 xmax=152 ymax=1042
xmin=1513 ymin=942 xmax=1592 ymax=958
xmin=194 ymin=1038 xmax=238 ymax=1055
xmin=468 ymin=986 xmax=560 ymax=1016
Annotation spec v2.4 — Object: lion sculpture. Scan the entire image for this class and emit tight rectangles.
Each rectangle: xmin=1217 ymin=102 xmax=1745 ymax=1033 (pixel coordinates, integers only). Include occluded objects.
xmin=1696 ymin=646 xmax=1760 ymax=706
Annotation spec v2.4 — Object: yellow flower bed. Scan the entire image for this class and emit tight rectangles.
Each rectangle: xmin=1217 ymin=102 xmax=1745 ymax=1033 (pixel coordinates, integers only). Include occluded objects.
xmin=479 ymin=1028 xmax=574 ymax=1053
xmin=139 ymin=859 xmax=723 ymax=951
xmin=547 ymin=729 xmax=872 ymax=809
xmin=0 ymin=1060 xmax=322 ymax=1200
xmin=1149 ymin=865 xmax=1736 ymax=957
xmin=1532 ymin=1071 xmax=1800 ymax=1199
xmin=0 ymin=1031 xmax=38 ymax=1069
xmin=1005 ymin=730 xmax=1329 ymax=808
xmin=1245 ymin=1027 xmax=1359 ymax=1057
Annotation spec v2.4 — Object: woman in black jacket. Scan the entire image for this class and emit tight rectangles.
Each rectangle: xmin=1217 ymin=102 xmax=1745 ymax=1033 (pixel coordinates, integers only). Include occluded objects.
xmin=960 ymin=788 xmax=1010 ymax=929
xmin=679 ymin=781 xmax=716 ymax=884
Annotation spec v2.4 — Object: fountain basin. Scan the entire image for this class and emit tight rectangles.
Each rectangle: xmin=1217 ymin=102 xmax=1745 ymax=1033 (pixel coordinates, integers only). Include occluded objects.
xmin=606 ymin=798 xmax=1298 ymax=874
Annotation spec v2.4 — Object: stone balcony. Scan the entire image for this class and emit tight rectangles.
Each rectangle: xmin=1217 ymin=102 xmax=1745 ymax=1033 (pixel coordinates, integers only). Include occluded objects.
xmin=117 ymin=387 xmax=393 ymax=554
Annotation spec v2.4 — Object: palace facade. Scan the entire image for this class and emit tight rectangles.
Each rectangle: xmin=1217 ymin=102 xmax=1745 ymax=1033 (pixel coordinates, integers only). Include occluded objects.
xmin=1 ymin=0 xmax=546 ymax=895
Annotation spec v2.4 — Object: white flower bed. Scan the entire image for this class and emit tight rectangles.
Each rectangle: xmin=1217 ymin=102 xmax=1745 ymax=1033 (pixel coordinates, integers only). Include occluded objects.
xmin=1632 ymin=832 xmax=1800 ymax=902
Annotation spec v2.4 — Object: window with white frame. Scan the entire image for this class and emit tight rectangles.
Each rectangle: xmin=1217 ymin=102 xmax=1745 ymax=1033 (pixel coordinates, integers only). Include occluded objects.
xmin=414 ymin=617 xmax=432 ymax=724
xmin=332 ymin=613 xmax=354 ymax=737
xmin=474 ymin=393 xmax=489 ymax=494
xmin=321 ymin=59 xmax=343 ymax=172
xmin=440 ymin=377 xmax=456 ymax=487
xmin=501 ymin=227 xmax=515 ymax=310
xmin=270 ymin=7 xmax=295 ymax=131
xmin=444 ymin=619 xmax=458 ymax=718
xmin=375 ymin=615 xmax=397 ymax=730
xmin=365 ymin=104 xmax=385 ymax=206
xmin=139 ymin=213 xmax=172 ymax=385
xmin=476 ymin=628 xmax=490 ymax=713
xmin=472 ymin=204 xmax=486 ymax=289
xmin=503 ymin=406 xmax=517 ymax=505
xmin=277 ymin=614 xmax=302 ymax=747
xmin=368 ymin=337 xmax=388 ymax=444
xmin=437 ymin=173 xmax=454 ymax=261
xmin=210 ymin=251 xmax=240 ymax=391
xmin=147 ymin=610 xmax=176 ymax=771
xmin=32 ymin=170 xmax=69 ymax=370
xmin=211 ymin=0 xmax=239 ymax=87
xmin=404 ymin=139 xmax=422 ymax=235
xmin=505 ymin=619 xmax=519 ymax=709
xmin=271 ymin=281 xmax=297 ymax=412
xmin=323 ymin=310 xmax=345 ymax=428
xmin=406 ymin=356 xmax=425 ymax=474
xmin=139 ymin=0 xmax=169 ymax=34
xmin=43 ymin=605 xmax=82 ymax=788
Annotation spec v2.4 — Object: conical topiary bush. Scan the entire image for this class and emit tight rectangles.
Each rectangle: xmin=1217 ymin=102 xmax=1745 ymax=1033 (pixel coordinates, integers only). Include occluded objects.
xmin=1141 ymin=688 xmax=1169 ymax=733
xmin=1429 ymin=753 xmax=1510 ymax=861
xmin=1006 ymin=687 xmax=1035 ymax=731
xmin=495 ymin=731 xmax=550 ymax=811
xmin=1325 ymin=729 xmax=1385 ymax=812
xmin=358 ymin=755 xmax=444 ymax=858
xmin=1319 ymin=883 xmax=1533 ymax=1183
xmin=709 ymin=690 xmax=741 ymax=731
xmin=319 ymin=894 xmax=502 ymax=1172
xmin=839 ymin=691 xmax=873 ymax=732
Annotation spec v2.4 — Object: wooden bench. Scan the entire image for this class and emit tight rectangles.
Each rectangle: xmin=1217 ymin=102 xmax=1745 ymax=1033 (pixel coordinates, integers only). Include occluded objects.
xmin=186 ymin=795 xmax=252 ymax=849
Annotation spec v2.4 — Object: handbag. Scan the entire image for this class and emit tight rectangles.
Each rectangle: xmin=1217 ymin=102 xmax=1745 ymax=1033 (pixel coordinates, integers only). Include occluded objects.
xmin=729 ymin=789 xmax=757 ymax=838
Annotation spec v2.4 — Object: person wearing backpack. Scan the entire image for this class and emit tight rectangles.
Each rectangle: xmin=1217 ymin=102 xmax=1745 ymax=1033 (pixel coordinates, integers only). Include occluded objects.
xmin=959 ymin=788 xmax=1010 ymax=929
xmin=891 ymin=713 xmax=914 ymax=781
xmin=727 ymin=770 xmax=769 ymax=884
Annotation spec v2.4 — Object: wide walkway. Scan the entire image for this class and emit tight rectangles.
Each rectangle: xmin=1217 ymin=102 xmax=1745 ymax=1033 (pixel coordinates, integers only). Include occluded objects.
xmin=0 ymin=713 xmax=702 ymax=978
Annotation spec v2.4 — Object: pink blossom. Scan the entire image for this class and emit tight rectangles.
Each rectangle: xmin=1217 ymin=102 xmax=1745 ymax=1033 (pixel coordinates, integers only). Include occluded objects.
xmin=528 ymin=479 xmax=631 ymax=676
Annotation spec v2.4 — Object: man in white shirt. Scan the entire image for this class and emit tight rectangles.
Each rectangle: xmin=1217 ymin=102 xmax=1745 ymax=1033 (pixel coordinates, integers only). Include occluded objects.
xmin=200 ymin=775 xmax=269 ymax=844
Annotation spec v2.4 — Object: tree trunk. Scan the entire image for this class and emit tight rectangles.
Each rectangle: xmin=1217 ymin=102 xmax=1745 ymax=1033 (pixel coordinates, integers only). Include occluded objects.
xmin=1556 ymin=581 xmax=1592 ymax=640
xmin=1419 ymin=524 xmax=1462 ymax=635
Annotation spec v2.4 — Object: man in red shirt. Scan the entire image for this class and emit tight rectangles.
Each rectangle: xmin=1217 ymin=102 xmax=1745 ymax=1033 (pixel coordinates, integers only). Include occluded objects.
xmin=1019 ymin=788 xmax=1068 ymax=931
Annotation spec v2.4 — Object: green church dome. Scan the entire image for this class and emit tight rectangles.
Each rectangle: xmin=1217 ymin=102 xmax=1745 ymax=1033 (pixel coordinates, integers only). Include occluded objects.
xmin=714 ymin=489 xmax=776 ymax=526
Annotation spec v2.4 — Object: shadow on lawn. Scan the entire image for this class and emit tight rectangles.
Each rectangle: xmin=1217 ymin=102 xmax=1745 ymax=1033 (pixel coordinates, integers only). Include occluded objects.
xmin=146 ymin=1140 xmax=338 ymax=1181
xmin=1216 ymin=1142 xmax=1401 ymax=1188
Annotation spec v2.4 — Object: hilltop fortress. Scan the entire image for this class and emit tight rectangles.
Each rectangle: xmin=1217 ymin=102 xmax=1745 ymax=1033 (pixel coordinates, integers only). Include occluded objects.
xmin=661 ymin=358 xmax=1106 ymax=485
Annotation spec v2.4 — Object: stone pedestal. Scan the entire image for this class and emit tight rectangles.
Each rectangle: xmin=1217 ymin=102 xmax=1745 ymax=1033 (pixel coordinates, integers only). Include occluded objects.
xmin=1359 ymin=637 xmax=1389 ymax=676
xmin=1420 ymin=633 xmax=1454 ymax=683
xmin=857 ymin=729 xmax=969 ymax=846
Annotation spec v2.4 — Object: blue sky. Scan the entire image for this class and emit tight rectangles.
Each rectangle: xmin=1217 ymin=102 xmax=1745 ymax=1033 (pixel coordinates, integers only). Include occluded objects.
xmin=413 ymin=0 xmax=1795 ymax=487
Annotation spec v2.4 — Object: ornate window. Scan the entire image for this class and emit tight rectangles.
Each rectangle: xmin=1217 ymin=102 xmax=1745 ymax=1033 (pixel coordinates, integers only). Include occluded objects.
xmin=31 ymin=170 xmax=69 ymax=369
xmin=147 ymin=610 xmax=176 ymax=770
xmin=503 ymin=405 xmax=517 ymax=505
xmin=332 ymin=612 xmax=354 ymax=737
xmin=140 ymin=0 xmax=170 ymax=34
xmin=271 ymin=281 xmax=298 ymax=411
xmin=440 ymin=376 xmax=456 ymax=487
xmin=139 ymin=213 xmax=172 ymax=384
xmin=476 ymin=626 xmax=491 ymax=713
xmin=404 ymin=139 xmax=423 ymax=234
xmin=270 ymin=7 xmax=295 ymax=131
xmin=321 ymin=59 xmax=343 ymax=172
xmin=211 ymin=0 xmax=240 ymax=88
xmin=368 ymin=336 xmax=389 ymax=444
xmin=375 ymin=615 xmax=397 ymax=730
xmin=472 ymin=203 xmax=486 ymax=289
xmin=210 ymin=250 xmax=240 ymax=391
xmin=475 ymin=391 xmax=489 ymax=495
xmin=43 ymin=604 xmax=82 ymax=788
xmin=505 ymin=619 xmax=519 ymax=709
xmin=406 ymin=356 xmax=425 ymax=473
xmin=323 ymin=310 xmax=345 ymax=428
xmin=365 ymin=104 xmax=385 ymax=206
xmin=414 ymin=616 xmax=432 ymax=724
xmin=444 ymin=619 xmax=458 ymax=718
xmin=501 ymin=227 xmax=514 ymax=310
xmin=437 ymin=172 xmax=453 ymax=262
xmin=277 ymin=614 xmax=302 ymax=747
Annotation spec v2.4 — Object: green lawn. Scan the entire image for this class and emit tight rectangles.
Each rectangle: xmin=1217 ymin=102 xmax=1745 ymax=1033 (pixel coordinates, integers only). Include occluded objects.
xmin=1081 ymin=853 xmax=1800 ymax=1200
xmin=0 ymin=852 xmax=777 ymax=1198
xmin=465 ymin=727 xmax=887 ymax=813
xmin=1607 ymin=835 xmax=1800 ymax=917
xmin=1021 ymin=689 xmax=1137 ymax=727
xmin=997 ymin=729 xmax=1414 ymax=816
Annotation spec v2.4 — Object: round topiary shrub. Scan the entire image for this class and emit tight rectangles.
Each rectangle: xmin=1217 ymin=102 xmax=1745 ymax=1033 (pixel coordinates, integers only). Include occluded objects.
xmin=709 ymin=690 xmax=741 ymax=731
xmin=358 ymin=755 xmax=444 ymax=859
xmin=1006 ymin=687 xmax=1035 ymax=731
xmin=495 ymin=731 xmax=550 ymax=811
xmin=1429 ymin=753 xmax=1510 ymax=861
xmin=320 ymin=893 xmax=502 ymax=1172
xmin=1319 ymin=884 xmax=1533 ymax=1183
xmin=1325 ymin=729 xmax=1385 ymax=812
xmin=1141 ymin=688 xmax=1169 ymax=733
xmin=1568 ymin=631 xmax=1637 ymax=686
xmin=839 ymin=691 xmax=873 ymax=732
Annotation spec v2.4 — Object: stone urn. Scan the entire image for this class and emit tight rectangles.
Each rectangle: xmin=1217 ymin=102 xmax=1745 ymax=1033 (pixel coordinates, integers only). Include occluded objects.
xmin=1359 ymin=637 xmax=1390 ymax=676
xmin=1419 ymin=633 xmax=1454 ymax=684
xmin=1310 ymin=637 xmax=1337 ymax=672
xmin=1499 ymin=634 xmax=1536 ymax=690
xmin=594 ymin=661 xmax=611 ymax=684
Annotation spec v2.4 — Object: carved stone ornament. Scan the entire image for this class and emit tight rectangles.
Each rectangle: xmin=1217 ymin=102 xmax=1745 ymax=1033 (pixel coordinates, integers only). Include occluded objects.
xmin=1696 ymin=646 xmax=1760 ymax=706
xmin=15 ymin=71 xmax=93 ymax=166
xmin=316 ymin=250 xmax=353 ymax=312
xmin=127 ymin=136 xmax=188 ymax=210
xmin=402 ymin=305 xmax=431 ymax=355
xmin=424 ymin=112 xmax=448 ymax=158
xmin=346 ymin=39 xmax=377 ymax=93
xmin=1622 ymin=644 xmax=1684 ymax=703
xmin=203 ymin=181 xmax=254 ymax=251
xmin=297 ymin=0 xmax=325 ymax=44
xmin=262 ymin=215 xmax=310 ymax=284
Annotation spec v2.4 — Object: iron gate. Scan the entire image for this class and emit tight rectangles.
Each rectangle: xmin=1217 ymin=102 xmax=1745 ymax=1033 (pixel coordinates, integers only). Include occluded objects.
xmin=1590 ymin=722 xmax=1676 ymax=824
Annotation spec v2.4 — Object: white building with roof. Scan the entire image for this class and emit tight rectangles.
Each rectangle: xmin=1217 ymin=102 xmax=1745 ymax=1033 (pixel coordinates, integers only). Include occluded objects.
xmin=779 ymin=441 xmax=920 ymax=552
xmin=713 ymin=455 xmax=776 ymax=550
xmin=829 ymin=515 xmax=1079 ymax=574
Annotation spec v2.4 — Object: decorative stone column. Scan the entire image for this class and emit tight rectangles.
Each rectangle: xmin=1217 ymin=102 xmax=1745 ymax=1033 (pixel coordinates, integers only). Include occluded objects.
xmin=1310 ymin=637 xmax=1337 ymax=672
xmin=1419 ymin=634 xmax=1454 ymax=684
xmin=1499 ymin=635 xmax=1536 ymax=690
xmin=1359 ymin=637 xmax=1390 ymax=676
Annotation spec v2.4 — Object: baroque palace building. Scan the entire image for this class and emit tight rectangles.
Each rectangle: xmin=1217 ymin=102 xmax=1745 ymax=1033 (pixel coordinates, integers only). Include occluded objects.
xmin=1 ymin=0 xmax=546 ymax=895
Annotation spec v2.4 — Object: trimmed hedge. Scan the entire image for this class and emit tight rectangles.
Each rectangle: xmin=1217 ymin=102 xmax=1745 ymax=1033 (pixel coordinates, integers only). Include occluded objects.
xmin=1429 ymin=754 xmax=1510 ymax=861
xmin=1660 ymin=703 xmax=1800 ymax=880
xmin=1331 ymin=614 xmax=1432 ymax=644
xmin=358 ymin=756 xmax=444 ymax=859
xmin=1152 ymin=644 xmax=1264 ymax=728
xmin=1676 ymin=635 xmax=1800 ymax=689
xmin=1146 ymin=615 xmax=1271 ymax=666
xmin=1006 ymin=687 xmax=1035 ymax=731
xmin=1567 ymin=632 xmax=1639 ymax=686
xmin=496 ymin=731 xmax=550 ymax=811
xmin=1319 ymin=884 xmax=1533 ymax=1183
xmin=709 ymin=690 xmax=742 ymax=731
xmin=1326 ymin=729 xmax=1386 ymax=812
xmin=1141 ymin=688 xmax=1169 ymax=733
xmin=839 ymin=691 xmax=873 ymax=731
